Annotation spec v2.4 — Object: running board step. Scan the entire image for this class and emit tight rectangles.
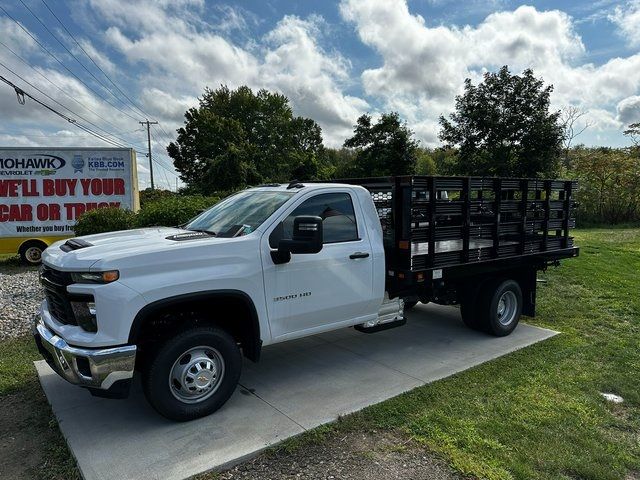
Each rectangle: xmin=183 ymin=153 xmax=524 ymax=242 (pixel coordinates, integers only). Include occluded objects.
xmin=355 ymin=317 xmax=406 ymax=334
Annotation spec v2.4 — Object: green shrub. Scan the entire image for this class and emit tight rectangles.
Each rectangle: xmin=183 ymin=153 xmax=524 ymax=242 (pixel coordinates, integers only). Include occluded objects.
xmin=139 ymin=187 xmax=176 ymax=207
xmin=135 ymin=195 xmax=219 ymax=228
xmin=74 ymin=207 xmax=136 ymax=236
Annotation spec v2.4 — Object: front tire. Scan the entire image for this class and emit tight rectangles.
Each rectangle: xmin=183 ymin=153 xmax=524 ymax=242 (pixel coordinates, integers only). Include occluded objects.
xmin=403 ymin=299 xmax=419 ymax=310
xmin=142 ymin=327 xmax=241 ymax=421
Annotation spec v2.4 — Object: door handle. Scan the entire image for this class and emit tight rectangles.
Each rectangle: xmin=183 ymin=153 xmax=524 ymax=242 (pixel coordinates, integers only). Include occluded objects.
xmin=349 ymin=252 xmax=370 ymax=259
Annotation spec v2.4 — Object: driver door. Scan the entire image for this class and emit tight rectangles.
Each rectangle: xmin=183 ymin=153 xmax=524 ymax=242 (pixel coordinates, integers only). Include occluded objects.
xmin=261 ymin=190 xmax=376 ymax=340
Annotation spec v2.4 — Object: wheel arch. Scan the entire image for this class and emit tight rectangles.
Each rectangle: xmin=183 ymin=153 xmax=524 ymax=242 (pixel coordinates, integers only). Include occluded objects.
xmin=456 ymin=265 xmax=537 ymax=317
xmin=129 ymin=290 xmax=262 ymax=362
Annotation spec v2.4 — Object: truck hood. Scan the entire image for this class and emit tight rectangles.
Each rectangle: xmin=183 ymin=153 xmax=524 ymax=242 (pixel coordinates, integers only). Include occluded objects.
xmin=42 ymin=227 xmax=221 ymax=270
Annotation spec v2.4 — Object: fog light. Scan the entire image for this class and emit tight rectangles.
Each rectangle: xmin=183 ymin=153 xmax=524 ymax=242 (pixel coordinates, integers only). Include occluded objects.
xmin=71 ymin=301 xmax=97 ymax=332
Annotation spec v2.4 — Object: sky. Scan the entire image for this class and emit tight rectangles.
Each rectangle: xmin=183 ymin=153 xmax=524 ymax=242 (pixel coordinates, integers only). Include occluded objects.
xmin=1 ymin=0 xmax=640 ymax=190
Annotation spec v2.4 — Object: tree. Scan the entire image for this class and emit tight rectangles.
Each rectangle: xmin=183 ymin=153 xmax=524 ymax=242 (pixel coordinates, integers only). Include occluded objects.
xmin=317 ymin=147 xmax=357 ymax=179
xmin=439 ymin=66 xmax=564 ymax=178
xmin=343 ymin=113 xmax=418 ymax=177
xmin=415 ymin=148 xmax=437 ymax=175
xmin=167 ymin=85 xmax=324 ymax=194
xmin=624 ymin=122 xmax=640 ymax=149
xmin=560 ymin=106 xmax=592 ymax=167
xmin=569 ymin=146 xmax=640 ymax=224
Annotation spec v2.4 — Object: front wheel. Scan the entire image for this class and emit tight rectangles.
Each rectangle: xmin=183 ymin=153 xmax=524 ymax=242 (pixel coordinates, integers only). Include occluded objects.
xmin=142 ymin=327 xmax=242 ymax=421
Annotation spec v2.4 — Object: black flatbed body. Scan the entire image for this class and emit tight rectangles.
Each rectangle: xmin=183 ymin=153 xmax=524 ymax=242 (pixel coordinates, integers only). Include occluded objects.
xmin=334 ymin=175 xmax=579 ymax=299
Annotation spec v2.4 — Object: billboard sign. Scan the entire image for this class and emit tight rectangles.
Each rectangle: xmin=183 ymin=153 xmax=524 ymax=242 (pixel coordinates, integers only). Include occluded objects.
xmin=0 ymin=148 xmax=139 ymax=239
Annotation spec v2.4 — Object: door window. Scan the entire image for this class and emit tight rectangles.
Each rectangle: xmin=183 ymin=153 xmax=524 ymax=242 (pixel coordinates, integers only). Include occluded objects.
xmin=269 ymin=192 xmax=359 ymax=247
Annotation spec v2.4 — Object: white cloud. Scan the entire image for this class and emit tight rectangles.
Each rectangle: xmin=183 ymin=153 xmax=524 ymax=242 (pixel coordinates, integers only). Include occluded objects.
xmin=610 ymin=1 xmax=640 ymax=47
xmin=0 ymin=18 xmax=37 ymax=55
xmin=74 ymin=39 xmax=117 ymax=74
xmin=105 ymin=26 xmax=259 ymax=90
xmin=340 ymin=0 xmax=640 ymax=144
xmin=139 ymin=88 xmax=197 ymax=125
xmin=261 ymin=15 xmax=369 ymax=145
xmin=213 ymin=5 xmax=261 ymax=36
xmin=617 ymin=95 xmax=640 ymax=124
xmin=95 ymin=5 xmax=368 ymax=146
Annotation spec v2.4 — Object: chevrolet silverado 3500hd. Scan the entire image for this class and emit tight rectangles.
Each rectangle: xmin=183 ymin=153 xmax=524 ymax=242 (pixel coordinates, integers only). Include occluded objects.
xmin=33 ymin=176 xmax=579 ymax=421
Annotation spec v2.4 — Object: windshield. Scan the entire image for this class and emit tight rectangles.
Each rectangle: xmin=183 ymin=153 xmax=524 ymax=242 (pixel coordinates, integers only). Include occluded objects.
xmin=186 ymin=190 xmax=294 ymax=237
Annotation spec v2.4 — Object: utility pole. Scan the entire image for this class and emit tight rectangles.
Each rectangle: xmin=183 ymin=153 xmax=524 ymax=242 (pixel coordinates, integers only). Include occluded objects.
xmin=139 ymin=120 xmax=158 ymax=189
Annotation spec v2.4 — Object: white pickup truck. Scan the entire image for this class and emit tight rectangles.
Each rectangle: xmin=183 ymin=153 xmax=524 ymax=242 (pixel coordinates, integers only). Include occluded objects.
xmin=33 ymin=177 xmax=578 ymax=420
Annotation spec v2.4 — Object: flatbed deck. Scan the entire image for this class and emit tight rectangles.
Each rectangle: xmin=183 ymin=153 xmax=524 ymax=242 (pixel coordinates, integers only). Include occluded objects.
xmin=335 ymin=175 xmax=579 ymax=297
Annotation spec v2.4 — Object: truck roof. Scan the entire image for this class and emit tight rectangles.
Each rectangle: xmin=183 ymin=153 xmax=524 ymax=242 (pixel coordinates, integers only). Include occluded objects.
xmin=247 ymin=182 xmax=358 ymax=192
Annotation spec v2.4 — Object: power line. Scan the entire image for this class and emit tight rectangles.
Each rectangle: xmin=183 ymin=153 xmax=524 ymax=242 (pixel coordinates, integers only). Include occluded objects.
xmin=0 ymin=74 xmax=136 ymax=150
xmin=0 ymin=61 xmax=147 ymax=151
xmin=149 ymin=127 xmax=178 ymax=171
xmin=10 ymin=2 xmax=182 ymax=156
xmin=0 ymin=4 xmax=139 ymax=122
xmin=0 ymin=76 xmax=180 ymax=190
xmin=0 ymin=129 xmax=142 ymax=138
xmin=0 ymin=39 xmax=131 ymax=135
xmin=153 ymin=156 xmax=172 ymax=190
xmin=17 ymin=0 xmax=141 ymax=120
xmin=39 ymin=0 xmax=150 ymax=121
xmin=152 ymin=122 xmax=177 ymax=144
xmin=38 ymin=0 xmax=185 ymax=144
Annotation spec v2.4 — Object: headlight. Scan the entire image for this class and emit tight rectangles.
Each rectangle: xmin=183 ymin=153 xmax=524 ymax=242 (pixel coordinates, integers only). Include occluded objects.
xmin=71 ymin=271 xmax=119 ymax=284
xmin=70 ymin=300 xmax=97 ymax=332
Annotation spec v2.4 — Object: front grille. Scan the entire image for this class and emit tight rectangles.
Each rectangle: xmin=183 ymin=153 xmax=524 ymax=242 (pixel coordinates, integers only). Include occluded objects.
xmin=40 ymin=265 xmax=73 ymax=287
xmin=45 ymin=290 xmax=77 ymax=325
xmin=40 ymin=266 xmax=77 ymax=326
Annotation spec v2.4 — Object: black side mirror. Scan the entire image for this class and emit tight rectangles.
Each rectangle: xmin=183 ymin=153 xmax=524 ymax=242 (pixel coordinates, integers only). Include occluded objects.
xmin=271 ymin=216 xmax=323 ymax=264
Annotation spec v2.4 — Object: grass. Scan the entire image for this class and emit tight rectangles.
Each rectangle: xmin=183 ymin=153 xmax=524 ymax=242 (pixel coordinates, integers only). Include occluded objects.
xmin=0 ymin=337 xmax=79 ymax=479
xmin=257 ymin=228 xmax=640 ymax=479
xmin=1 ymin=228 xmax=639 ymax=479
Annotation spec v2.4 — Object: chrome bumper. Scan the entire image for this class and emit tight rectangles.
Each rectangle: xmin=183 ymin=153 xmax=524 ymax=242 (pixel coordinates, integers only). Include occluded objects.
xmin=33 ymin=314 xmax=136 ymax=390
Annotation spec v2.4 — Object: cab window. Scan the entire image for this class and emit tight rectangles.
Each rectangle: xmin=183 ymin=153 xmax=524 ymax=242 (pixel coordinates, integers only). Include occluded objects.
xmin=269 ymin=193 xmax=358 ymax=247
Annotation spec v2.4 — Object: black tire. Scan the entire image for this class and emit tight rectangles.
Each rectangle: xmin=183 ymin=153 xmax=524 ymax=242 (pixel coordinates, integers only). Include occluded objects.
xmin=142 ymin=326 xmax=242 ymax=421
xmin=403 ymin=299 xmax=419 ymax=310
xmin=460 ymin=299 xmax=482 ymax=330
xmin=19 ymin=240 xmax=47 ymax=265
xmin=478 ymin=279 xmax=523 ymax=336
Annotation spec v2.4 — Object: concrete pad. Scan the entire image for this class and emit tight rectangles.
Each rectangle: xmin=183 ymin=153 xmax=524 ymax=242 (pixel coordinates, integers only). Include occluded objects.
xmin=36 ymin=304 xmax=557 ymax=480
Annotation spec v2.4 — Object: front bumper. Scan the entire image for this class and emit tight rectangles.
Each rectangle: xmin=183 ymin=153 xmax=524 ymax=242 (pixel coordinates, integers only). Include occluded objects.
xmin=33 ymin=314 xmax=136 ymax=392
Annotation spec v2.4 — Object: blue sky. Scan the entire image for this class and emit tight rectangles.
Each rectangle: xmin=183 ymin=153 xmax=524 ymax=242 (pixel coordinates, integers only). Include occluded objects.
xmin=1 ymin=0 xmax=640 ymax=189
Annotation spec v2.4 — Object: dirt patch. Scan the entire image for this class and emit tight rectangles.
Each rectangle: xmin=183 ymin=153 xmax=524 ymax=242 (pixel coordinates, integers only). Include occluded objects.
xmin=209 ymin=430 xmax=464 ymax=480
xmin=0 ymin=383 xmax=78 ymax=480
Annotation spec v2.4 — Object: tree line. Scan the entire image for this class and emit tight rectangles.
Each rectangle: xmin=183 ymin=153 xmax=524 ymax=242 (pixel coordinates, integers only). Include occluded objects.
xmin=166 ymin=67 xmax=640 ymax=225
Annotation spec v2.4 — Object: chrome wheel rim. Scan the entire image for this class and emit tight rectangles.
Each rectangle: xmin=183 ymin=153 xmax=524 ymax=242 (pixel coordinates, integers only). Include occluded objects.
xmin=169 ymin=346 xmax=225 ymax=404
xmin=25 ymin=246 xmax=42 ymax=263
xmin=497 ymin=291 xmax=518 ymax=326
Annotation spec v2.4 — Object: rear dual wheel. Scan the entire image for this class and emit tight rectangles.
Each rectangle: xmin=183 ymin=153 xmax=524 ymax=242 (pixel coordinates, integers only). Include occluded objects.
xmin=460 ymin=279 xmax=522 ymax=337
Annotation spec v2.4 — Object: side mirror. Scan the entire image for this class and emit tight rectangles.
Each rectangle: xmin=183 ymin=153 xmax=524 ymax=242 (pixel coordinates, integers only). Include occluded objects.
xmin=271 ymin=216 xmax=323 ymax=264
